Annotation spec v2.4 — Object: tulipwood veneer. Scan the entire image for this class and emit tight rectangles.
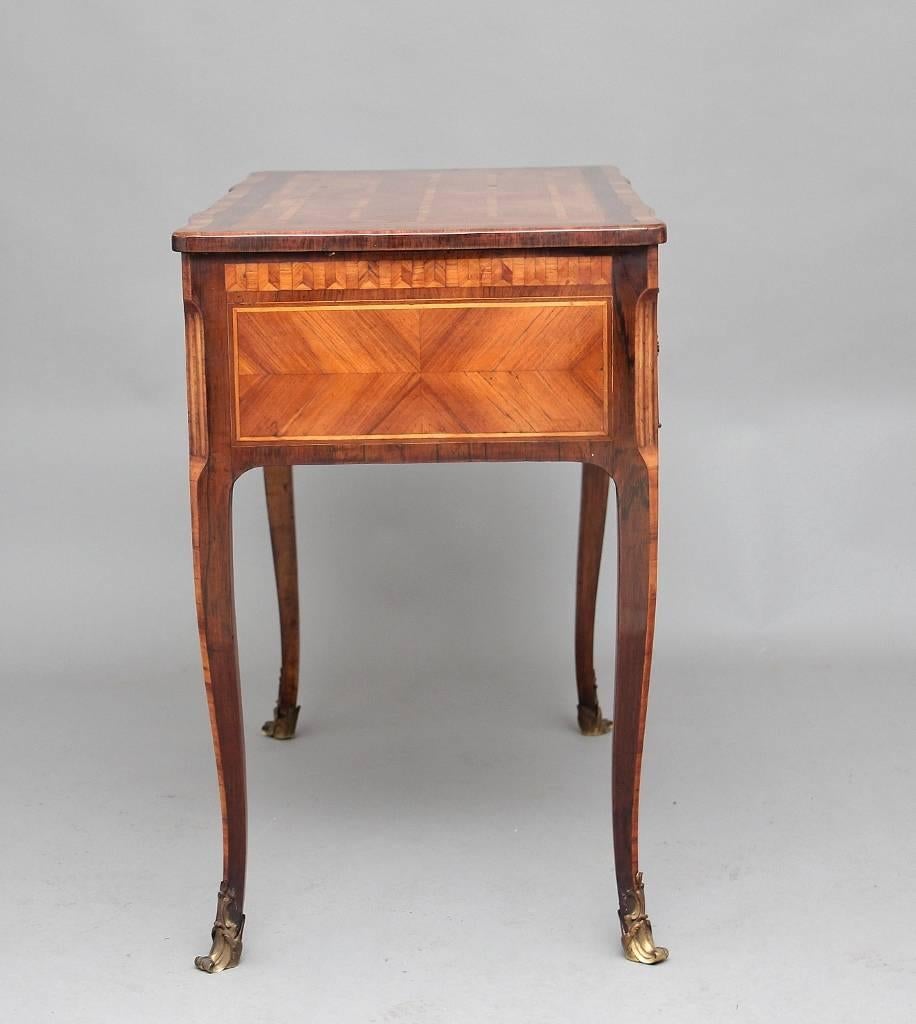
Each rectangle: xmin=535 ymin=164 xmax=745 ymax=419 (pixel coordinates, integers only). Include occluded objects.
xmin=174 ymin=165 xmax=669 ymax=973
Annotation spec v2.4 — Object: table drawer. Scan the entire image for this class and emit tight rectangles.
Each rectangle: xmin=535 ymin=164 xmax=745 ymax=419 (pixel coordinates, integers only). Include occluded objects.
xmin=232 ymin=299 xmax=608 ymax=442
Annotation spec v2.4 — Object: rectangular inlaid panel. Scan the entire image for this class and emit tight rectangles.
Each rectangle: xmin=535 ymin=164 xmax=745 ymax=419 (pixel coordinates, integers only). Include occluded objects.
xmin=233 ymin=300 xmax=608 ymax=442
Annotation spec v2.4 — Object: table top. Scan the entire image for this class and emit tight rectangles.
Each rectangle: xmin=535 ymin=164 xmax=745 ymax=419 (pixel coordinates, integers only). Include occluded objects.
xmin=172 ymin=166 xmax=665 ymax=254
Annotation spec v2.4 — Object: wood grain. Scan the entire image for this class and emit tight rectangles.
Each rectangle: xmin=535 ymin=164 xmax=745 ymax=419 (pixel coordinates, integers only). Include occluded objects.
xmin=232 ymin=300 xmax=608 ymax=441
xmin=173 ymin=166 xmax=665 ymax=253
xmin=183 ymin=259 xmax=207 ymax=459
xmin=607 ymin=247 xmax=663 ymax=934
xmin=263 ymin=467 xmax=300 ymax=733
xmin=189 ymin=457 xmax=247 ymax=910
xmin=611 ymin=448 xmax=659 ymax=904
xmin=575 ymin=462 xmax=612 ymax=731
xmin=225 ymin=254 xmax=611 ymax=291
xmin=177 ymin=163 xmax=667 ymax=969
xmin=184 ymin=256 xmax=248 ymax=963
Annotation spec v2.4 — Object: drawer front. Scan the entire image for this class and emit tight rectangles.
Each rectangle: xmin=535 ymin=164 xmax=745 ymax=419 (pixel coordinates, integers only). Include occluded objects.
xmin=232 ymin=299 xmax=608 ymax=442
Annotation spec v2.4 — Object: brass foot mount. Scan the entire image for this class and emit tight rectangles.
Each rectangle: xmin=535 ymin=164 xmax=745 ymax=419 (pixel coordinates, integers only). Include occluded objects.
xmin=195 ymin=882 xmax=245 ymax=973
xmin=619 ymin=872 xmax=668 ymax=965
xmin=577 ymin=702 xmax=612 ymax=736
xmin=262 ymin=703 xmax=300 ymax=740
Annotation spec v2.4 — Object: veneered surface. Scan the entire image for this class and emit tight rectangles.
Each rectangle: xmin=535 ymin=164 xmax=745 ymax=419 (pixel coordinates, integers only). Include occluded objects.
xmin=173 ymin=166 xmax=665 ymax=253
xmin=233 ymin=300 xmax=607 ymax=440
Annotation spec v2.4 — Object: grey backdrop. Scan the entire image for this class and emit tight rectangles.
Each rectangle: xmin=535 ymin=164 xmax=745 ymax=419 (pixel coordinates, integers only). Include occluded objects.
xmin=1 ymin=2 xmax=914 ymax=1021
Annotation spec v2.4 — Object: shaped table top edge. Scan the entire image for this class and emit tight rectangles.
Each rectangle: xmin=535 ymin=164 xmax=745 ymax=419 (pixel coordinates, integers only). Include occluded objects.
xmin=172 ymin=166 xmax=667 ymax=254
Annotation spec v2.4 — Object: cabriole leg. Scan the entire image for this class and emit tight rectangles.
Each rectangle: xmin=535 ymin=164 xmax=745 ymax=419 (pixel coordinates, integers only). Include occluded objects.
xmin=190 ymin=457 xmax=247 ymax=972
xmin=575 ymin=462 xmax=613 ymax=736
xmin=261 ymin=466 xmax=301 ymax=740
xmin=611 ymin=449 xmax=667 ymax=964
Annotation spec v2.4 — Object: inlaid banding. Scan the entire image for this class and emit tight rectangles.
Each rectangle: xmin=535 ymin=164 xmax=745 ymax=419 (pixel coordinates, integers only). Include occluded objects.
xmin=225 ymin=255 xmax=610 ymax=292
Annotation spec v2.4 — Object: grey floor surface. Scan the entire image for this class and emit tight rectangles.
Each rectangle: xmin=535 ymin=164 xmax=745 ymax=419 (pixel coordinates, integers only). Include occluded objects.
xmin=2 ymin=644 xmax=913 ymax=1021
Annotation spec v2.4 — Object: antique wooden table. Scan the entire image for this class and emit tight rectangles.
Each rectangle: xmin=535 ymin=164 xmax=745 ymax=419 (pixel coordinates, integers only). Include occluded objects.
xmin=173 ymin=166 xmax=668 ymax=972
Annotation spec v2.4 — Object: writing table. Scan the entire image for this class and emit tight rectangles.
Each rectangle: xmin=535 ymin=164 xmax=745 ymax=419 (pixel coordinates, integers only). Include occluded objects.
xmin=173 ymin=165 xmax=668 ymax=971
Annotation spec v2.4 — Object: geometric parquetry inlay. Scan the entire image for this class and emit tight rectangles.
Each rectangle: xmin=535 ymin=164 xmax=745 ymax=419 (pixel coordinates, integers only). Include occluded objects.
xmin=225 ymin=255 xmax=610 ymax=292
xmin=233 ymin=300 xmax=608 ymax=441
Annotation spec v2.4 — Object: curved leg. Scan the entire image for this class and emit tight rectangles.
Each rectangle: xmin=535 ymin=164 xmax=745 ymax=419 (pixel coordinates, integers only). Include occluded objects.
xmin=611 ymin=449 xmax=667 ymax=964
xmin=190 ymin=457 xmax=247 ymax=972
xmin=261 ymin=466 xmax=301 ymax=739
xmin=575 ymin=462 xmax=613 ymax=736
